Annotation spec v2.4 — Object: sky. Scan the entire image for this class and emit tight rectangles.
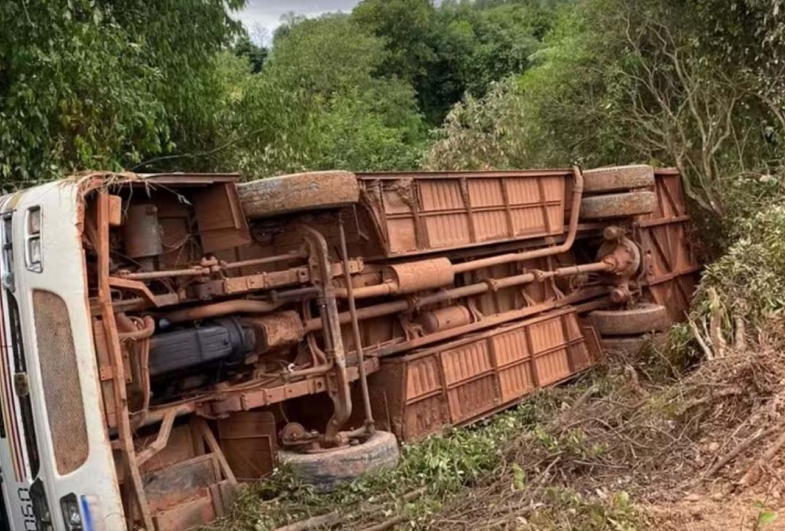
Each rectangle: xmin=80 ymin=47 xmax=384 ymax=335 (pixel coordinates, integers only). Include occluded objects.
xmin=236 ymin=0 xmax=362 ymax=43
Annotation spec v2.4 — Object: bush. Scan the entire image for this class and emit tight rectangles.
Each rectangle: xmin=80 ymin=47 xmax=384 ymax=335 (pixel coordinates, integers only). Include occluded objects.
xmin=700 ymin=202 xmax=785 ymax=328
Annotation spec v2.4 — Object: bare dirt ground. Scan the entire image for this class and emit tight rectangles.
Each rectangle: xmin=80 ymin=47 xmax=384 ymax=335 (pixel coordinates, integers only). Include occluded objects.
xmin=644 ymin=495 xmax=780 ymax=531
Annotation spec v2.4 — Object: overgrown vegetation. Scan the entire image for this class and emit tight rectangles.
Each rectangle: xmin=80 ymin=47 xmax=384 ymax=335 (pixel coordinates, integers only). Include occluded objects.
xmin=5 ymin=0 xmax=785 ymax=240
xmin=206 ymin=369 xmax=644 ymax=531
xmin=207 ymin=340 xmax=785 ymax=530
xmin=0 ymin=0 xmax=565 ymax=186
xmin=429 ymin=0 xmax=785 ymax=246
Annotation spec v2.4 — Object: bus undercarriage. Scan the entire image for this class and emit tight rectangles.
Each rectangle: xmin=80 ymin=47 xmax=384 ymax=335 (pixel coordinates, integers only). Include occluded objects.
xmin=0 ymin=165 xmax=699 ymax=530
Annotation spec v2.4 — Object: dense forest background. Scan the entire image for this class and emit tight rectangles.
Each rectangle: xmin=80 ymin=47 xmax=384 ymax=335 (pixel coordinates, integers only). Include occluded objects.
xmin=2 ymin=0 xmax=785 ymax=248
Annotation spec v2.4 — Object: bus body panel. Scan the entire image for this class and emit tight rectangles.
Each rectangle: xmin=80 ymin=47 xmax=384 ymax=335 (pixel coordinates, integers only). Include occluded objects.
xmin=0 ymin=183 xmax=125 ymax=531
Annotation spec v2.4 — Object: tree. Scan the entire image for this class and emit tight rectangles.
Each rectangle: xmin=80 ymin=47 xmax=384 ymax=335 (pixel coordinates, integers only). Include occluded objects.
xmin=353 ymin=0 xmax=561 ymax=124
xmin=234 ymin=36 xmax=268 ymax=74
xmin=429 ymin=0 xmax=785 ymax=247
xmin=0 ymin=0 xmax=245 ymax=186
xmin=265 ymin=15 xmax=387 ymax=97
xmin=251 ymin=14 xmax=428 ymax=174
xmin=426 ymin=79 xmax=529 ymax=170
xmin=352 ymin=0 xmax=438 ymax=84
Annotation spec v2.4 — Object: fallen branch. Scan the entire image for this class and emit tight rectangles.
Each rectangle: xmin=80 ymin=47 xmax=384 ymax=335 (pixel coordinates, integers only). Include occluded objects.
xmin=708 ymin=288 xmax=727 ymax=358
xmin=558 ymin=385 xmax=597 ymax=429
xmin=273 ymin=511 xmax=341 ymax=531
xmin=734 ymin=315 xmax=747 ymax=351
xmin=698 ymin=426 xmax=776 ymax=482
xmin=571 ymin=385 xmax=598 ymax=412
xmin=739 ymin=423 xmax=785 ymax=488
xmin=689 ymin=318 xmax=714 ymax=361
xmin=360 ymin=515 xmax=408 ymax=531
xmin=273 ymin=488 xmax=427 ymax=531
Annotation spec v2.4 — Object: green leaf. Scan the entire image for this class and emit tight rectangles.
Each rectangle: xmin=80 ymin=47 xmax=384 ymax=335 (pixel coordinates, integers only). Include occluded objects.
xmin=759 ymin=511 xmax=778 ymax=525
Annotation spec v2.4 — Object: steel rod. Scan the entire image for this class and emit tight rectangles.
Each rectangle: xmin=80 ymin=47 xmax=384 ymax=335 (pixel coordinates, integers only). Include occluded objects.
xmin=96 ymin=192 xmax=155 ymax=530
xmin=221 ymin=250 xmax=307 ymax=271
xmin=375 ymin=286 xmax=611 ymax=358
xmin=304 ymin=258 xmax=612 ymax=333
xmin=159 ymin=299 xmax=283 ymax=323
xmin=338 ymin=215 xmax=375 ymax=431
xmin=117 ymin=251 xmax=306 ymax=280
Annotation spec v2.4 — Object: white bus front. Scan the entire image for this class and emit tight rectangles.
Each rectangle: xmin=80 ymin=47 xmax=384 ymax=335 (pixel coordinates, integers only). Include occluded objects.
xmin=0 ymin=183 xmax=124 ymax=531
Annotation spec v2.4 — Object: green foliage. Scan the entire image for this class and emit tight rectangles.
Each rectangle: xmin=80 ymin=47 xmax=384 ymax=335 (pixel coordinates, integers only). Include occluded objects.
xmin=258 ymin=14 xmax=428 ymax=173
xmin=0 ymin=0 xmax=244 ymax=186
xmin=700 ymin=203 xmax=785 ymax=326
xmin=206 ymin=52 xmax=318 ymax=177
xmin=521 ymin=488 xmax=638 ymax=531
xmin=429 ymin=0 xmax=785 ymax=249
xmin=352 ymin=0 xmax=438 ymax=84
xmin=755 ymin=501 xmax=779 ymax=529
xmin=353 ymin=0 xmax=561 ymax=123
xmin=207 ymin=403 xmax=540 ymax=530
xmin=0 ymin=0 xmax=569 ymax=183
xmin=426 ymin=79 xmax=529 ymax=169
xmin=266 ymin=15 xmax=387 ymax=98
xmin=233 ymin=36 xmax=267 ymax=74
xmin=439 ymin=0 xmax=558 ymax=97
xmin=428 ymin=1 xmax=637 ymax=170
xmin=310 ymin=82 xmax=427 ymax=171
xmin=207 ymin=388 xmax=642 ymax=531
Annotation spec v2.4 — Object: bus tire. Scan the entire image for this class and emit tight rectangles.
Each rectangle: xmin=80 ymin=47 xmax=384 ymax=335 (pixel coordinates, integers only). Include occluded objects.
xmin=590 ymin=303 xmax=671 ymax=336
xmin=601 ymin=333 xmax=668 ymax=357
xmin=278 ymin=430 xmax=400 ymax=491
xmin=583 ymin=165 xmax=655 ymax=193
xmin=238 ymin=170 xmax=360 ymax=219
xmin=580 ymin=191 xmax=657 ymax=219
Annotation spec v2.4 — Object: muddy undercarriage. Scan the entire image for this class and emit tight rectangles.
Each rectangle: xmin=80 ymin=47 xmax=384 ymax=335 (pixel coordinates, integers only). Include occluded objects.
xmin=78 ymin=166 xmax=698 ymax=530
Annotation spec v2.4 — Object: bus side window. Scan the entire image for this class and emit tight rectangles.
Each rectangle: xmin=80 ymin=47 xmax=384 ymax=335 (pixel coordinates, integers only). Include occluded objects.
xmin=1 ymin=213 xmax=12 ymax=292
xmin=0 ymin=212 xmax=39 ymax=477
xmin=0 ymin=213 xmax=9 ymax=439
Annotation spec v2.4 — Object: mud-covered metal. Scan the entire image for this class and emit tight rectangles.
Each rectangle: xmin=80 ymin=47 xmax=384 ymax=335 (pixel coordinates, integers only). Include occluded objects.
xmin=382 ymin=257 xmax=455 ymax=294
xmin=62 ymin=164 xmax=700 ymax=530
xmin=418 ymin=306 xmax=473 ymax=334
xmin=590 ymin=303 xmax=671 ymax=336
xmin=123 ymin=203 xmax=162 ymax=259
xmin=580 ymin=191 xmax=658 ymax=219
xmin=583 ymin=165 xmax=655 ymax=193
xmin=358 ymin=170 xmax=569 ymax=256
xmin=244 ymin=311 xmax=304 ymax=352
xmin=371 ymin=308 xmax=592 ymax=441
xmin=238 ymin=171 xmax=360 ymax=219
xmin=634 ymin=169 xmax=701 ymax=321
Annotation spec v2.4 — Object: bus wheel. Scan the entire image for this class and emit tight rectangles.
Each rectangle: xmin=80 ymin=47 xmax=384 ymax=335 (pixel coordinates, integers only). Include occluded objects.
xmin=583 ymin=165 xmax=655 ymax=193
xmin=601 ymin=333 xmax=669 ymax=357
xmin=590 ymin=303 xmax=671 ymax=336
xmin=278 ymin=430 xmax=399 ymax=491
xmin=237 ymin=170 xmax=359 ymax=219
xmin=580 ymin=191 xmax=657 ymax=219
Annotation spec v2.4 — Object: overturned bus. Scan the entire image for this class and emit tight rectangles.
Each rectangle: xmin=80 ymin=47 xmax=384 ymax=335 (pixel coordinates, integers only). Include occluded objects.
xmin=0 ymin=165 xmax=698 ymax=530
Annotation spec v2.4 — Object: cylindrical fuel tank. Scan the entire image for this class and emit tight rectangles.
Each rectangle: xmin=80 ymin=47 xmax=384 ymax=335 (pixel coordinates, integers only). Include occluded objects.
xmin=383 ymin=257 xmax=454 ymax=294
xmin=123 ymin=203 xmax=163 ymax=259
xmin=418 ymin=305 xmax=472 ymax=334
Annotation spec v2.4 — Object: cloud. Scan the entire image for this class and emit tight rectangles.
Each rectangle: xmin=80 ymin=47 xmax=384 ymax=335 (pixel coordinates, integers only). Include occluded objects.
xmin=234 ymin=0 xmax=362 ymax=43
